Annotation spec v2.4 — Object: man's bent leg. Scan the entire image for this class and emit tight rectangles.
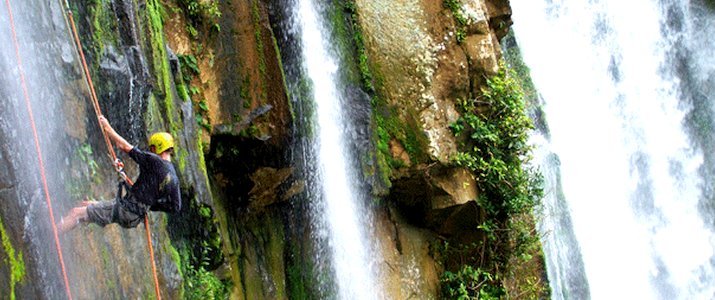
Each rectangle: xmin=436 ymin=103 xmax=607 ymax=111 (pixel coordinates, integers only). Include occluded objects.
xmin=85 ymin=200 xmax=117 ymax=227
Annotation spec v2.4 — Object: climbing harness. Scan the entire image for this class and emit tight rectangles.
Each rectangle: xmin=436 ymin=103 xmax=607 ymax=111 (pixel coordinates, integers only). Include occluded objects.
xmin=3 ymin=0 xmax=73 ymax=299
xmin=67 ymin=0 xmax=164 ymax=298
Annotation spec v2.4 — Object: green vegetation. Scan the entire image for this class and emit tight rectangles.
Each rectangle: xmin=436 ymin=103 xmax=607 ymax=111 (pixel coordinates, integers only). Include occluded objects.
xmin=251 ymin=0 xmax=269 ymax=102
xmin=177 ymin=55 xmax=212 ymax=132
xmin=287 ymin=264 xmax=309 ymax=300
xmin=374 ymin=109 xmax=428 ymax=168
xmin=165 ymin=237 xmax=229 ymax=300
xmin=77 ymin=143 xmax=100 ymax=182
xmin=503 ymin=45 xmax=537 ymax=104
xmin=87 ymin=0 xmax=119 ymax=56
xmin=441 ymin=265 xmax=504 ymax=299
xmin=445 ymin=62 xmax=546 ymax=298
xmin=342 ymin=1 xmax=375 ymax=92
xmin=341 ymin=0 xmax=392 ymax=188
xmin=178 ymin=54 xmax=200 ymax=83
xmin=174 ymin=0 xmax=221 ymax=36
xmin=181 ymin=242 xmax=230 ymax=299
xmin=146 ymin=0 xmax=180 ymax=132
xmin=167 ymin=200 xmax=229 ymax=299
xmin=450 ymin=63 xmax=542 ymax=219
xmin=0 ymin=216 xmax=25 ymax=300
xmin=443 ymin=0 xmax=468 ymax=43
xmin=705 ymin=0 xmax=715 ymax=10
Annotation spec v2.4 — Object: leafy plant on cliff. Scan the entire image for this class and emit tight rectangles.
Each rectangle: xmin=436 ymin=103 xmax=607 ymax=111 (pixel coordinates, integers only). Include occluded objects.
xmin=447 ymin=62 xmax=545 ymax=297
xmin=174 ymin=0 xmax=221 ymax=34
xmin=176 ymin=54 xmax=212 ymax=133
xmin=182 ymin=243 xmax=231 ymax=300
xmin=168 ymin=200 xmax=229 ymax=299
xmin=444 ymin=0 xmax=468 ymax=43
xmin=441 ymin=265 xmax=505 ymax=300
xmin=450 ymin=63 xmax=543 ymax=220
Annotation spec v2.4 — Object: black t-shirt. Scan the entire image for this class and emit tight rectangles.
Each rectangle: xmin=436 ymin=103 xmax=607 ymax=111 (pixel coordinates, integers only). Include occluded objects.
xmin=128 ymin=147 xmax=181 ymax=213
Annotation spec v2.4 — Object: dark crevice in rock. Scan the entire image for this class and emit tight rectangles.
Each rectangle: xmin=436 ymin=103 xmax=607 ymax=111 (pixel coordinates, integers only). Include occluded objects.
xmin=386 ymin=205 xmax=403 ymax=254
xmin=207 ymin=134 xmax=290 ymax=211
xmin=388 ymin=166 xmax=485 ymax=244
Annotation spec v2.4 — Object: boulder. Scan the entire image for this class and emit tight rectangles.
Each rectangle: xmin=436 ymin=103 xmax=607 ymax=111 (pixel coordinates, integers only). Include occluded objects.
xmin=462 ymin=33 xmax=501 ymax=89
xmin=388 ymin=165 xmax=484 ymax=241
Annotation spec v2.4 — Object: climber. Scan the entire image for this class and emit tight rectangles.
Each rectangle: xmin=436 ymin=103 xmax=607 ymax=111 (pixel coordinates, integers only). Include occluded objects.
xmin=58 ymin=116 xmax=181 ymax=232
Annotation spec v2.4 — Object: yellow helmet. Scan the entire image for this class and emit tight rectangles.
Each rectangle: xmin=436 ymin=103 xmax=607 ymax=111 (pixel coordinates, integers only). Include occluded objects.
xmin=149 ymin=132 xmax=174 ymax=154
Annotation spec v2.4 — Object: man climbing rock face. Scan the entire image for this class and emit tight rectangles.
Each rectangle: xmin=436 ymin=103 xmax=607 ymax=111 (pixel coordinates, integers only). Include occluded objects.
xmin=58 ymin=116 xmax=181 ymax=232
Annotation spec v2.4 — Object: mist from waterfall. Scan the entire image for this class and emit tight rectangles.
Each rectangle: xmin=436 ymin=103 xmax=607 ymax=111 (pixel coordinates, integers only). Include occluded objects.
xmin=512 ymin=0 xmax=715 ymax=299
xmin=0 ymin=0 xmax=83 ymax=296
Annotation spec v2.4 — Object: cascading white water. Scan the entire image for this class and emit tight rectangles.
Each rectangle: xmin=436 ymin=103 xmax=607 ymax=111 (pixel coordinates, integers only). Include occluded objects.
xmin=0 ymin=0 xmax=81 ymax=296
xmin=512 ymin=0 xmax=715 ymax=299
xmin=291 ymin=0 xmax=380 ymax=298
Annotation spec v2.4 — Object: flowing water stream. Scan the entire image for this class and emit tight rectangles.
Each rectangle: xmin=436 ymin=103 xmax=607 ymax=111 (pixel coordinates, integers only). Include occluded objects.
xmin=512 ymin=0 xmax=715 ymax=299
xmin=282 ymin=0 xmax=380 ymax=298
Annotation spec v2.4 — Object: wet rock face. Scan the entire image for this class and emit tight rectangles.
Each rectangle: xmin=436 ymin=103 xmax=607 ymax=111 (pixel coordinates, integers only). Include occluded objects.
xmin=0 ymin=0 xmax=513 ymax=298
xmin=0 ymin=128 xmax=37 ymax=299
xmin=174 ymin=0 xmax=294 ymax=149
xmin=350 ymin=0 xmax=511 ymax=295
xmin=97 ymin=45 xmax=151 ymax=140
xmin=354 ymin=0 xmax=509 ymax=213
xmin=355 ymin=0 xmax=509 ymax=163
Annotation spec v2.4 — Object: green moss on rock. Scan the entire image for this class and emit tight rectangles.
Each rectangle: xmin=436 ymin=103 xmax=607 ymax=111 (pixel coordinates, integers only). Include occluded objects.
xmin=0 ymin=216 xmax=25 ymax=300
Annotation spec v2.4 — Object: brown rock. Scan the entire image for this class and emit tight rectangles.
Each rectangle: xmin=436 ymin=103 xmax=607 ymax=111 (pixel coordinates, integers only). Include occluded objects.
xmin=461 ymin=33 xmax=500 ymax=91
xmin=162 ymin=0 xmax=292 ymax=148
xmin=485 ymin=0 xmax=513 ymax=39
xmin=376 ymin=207 xmax=441 ymax=299
xmin=426 ymin=200 xmax=486 ymax=244
xmin=248 ymin=167 xmax=293 ymax=210
xmin=389 ymin=139 xmax=412 ymax=167
xmin=462 ymin=33 xmax=500 ymax=76
xmin=389 ymin=165 xmax=479 ymax=227
xmin=433 ymin=38 xmax=469 ymax=101
xmin=462 ymin=0 xmax=491 ymax=35
xmin=62 ymin=81 xmax=88 ymax=140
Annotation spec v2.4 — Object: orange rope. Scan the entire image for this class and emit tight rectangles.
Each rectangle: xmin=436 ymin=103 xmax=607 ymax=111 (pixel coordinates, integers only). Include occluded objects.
xmin=144 ymin=215 xmax=161 ymax=298
xmin=65 ymin=8 xmax=117 ymax=168
xmin=4 ymin=0 xmax=73 ymax=299
xmin=63 ymin=3 xmax=162 ymax=299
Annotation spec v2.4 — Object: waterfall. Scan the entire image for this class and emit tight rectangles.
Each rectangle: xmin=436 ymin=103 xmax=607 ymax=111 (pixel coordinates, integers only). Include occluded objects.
xmin=512 ymin=0 xmax=715 ymax=299
xmin=282 ymin=0 xmax=380 ymax=298
xmin=0 ymin=0 xmax=80 ymax=296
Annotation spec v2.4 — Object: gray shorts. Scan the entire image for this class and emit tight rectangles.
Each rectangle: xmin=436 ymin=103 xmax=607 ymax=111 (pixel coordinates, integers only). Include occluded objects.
xmin=86 ymin=196 xmax=145 ymax=228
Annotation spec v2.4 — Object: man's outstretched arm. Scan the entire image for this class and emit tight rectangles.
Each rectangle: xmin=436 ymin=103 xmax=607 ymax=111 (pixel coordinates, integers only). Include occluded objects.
xmin=99 ymin=116 xmax=133 ymax=153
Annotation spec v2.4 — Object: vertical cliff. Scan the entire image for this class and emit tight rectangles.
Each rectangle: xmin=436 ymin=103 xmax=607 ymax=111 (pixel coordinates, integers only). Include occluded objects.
xmin=352 ymin=0 xmax=547 ymax=298
xmin=0 ymin=0 xmax=545 ymax=298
